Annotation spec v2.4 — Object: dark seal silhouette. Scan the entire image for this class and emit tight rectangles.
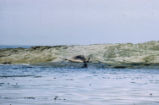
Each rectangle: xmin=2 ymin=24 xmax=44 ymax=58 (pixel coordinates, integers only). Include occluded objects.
xmin=73 ymin=55 xmax=90 ymax=68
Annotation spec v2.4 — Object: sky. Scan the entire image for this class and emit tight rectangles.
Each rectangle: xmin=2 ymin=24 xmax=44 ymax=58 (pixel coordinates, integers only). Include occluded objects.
xmin=0 ymin=0 xmax=159 ymax=45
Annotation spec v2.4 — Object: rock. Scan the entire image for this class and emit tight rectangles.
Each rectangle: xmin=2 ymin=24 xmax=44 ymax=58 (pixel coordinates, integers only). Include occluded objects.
xmin=1 ymin=41 xmax=159 ymax=68
xmin=2 ymin=62 xmax=11 ymax=64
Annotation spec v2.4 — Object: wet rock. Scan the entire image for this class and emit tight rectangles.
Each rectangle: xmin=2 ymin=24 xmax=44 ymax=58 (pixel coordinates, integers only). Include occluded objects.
xmin=113 ymin=65 xmax=127 ymax=69
xmin=2 ymin=62 xmax=11 ymax=64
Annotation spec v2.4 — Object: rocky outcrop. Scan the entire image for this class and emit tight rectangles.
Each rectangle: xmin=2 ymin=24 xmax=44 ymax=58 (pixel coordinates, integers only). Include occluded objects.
xmin=1 ymin=41 xmax=159 ymax=68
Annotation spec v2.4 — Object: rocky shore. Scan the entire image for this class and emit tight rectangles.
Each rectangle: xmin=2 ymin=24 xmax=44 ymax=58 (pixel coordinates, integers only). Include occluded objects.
xmin=1 ymin=41 xmax=159 ymax=68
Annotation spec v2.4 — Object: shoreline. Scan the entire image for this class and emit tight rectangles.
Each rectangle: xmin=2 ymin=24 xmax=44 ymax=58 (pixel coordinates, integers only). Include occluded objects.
xmin=1 ymin=41 xmax=159 ymax=69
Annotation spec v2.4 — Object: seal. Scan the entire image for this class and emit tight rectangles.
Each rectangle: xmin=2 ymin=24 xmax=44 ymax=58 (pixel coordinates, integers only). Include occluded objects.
xmin=66 ymin=55 xmax=90 ymax=68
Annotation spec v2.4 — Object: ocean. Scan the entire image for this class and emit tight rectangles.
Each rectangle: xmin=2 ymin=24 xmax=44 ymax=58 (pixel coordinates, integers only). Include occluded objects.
xmin=0 ymin=45 xmax=31 ymax=49
xmin=0 ymin=64 xmax=159 ymax=105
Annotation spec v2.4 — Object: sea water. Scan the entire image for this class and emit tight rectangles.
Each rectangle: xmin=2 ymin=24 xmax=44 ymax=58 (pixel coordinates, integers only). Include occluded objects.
xmin=0 ymin=65 xmax=159 ymax=105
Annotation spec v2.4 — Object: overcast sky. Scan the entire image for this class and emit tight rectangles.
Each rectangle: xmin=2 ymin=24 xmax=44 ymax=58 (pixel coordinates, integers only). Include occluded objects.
xmin=0 ymin=0 xmax=159 ymax=45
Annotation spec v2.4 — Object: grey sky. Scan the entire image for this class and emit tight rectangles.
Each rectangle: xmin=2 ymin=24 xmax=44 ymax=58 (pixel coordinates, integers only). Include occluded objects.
xmin=0 ymin=0 xmax=159 ymax=45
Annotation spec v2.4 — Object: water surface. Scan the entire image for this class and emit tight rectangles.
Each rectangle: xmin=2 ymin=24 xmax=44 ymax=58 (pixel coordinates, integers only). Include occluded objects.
xmin=0 ymin=65 xmax=159 ymax=105
xmin=0 ymin=45 xmax=31 ymax=49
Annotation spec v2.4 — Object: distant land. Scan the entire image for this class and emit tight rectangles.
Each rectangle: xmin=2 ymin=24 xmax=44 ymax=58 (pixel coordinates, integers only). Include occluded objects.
xmin=1 ymin=41 xmax=159 ymax=68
